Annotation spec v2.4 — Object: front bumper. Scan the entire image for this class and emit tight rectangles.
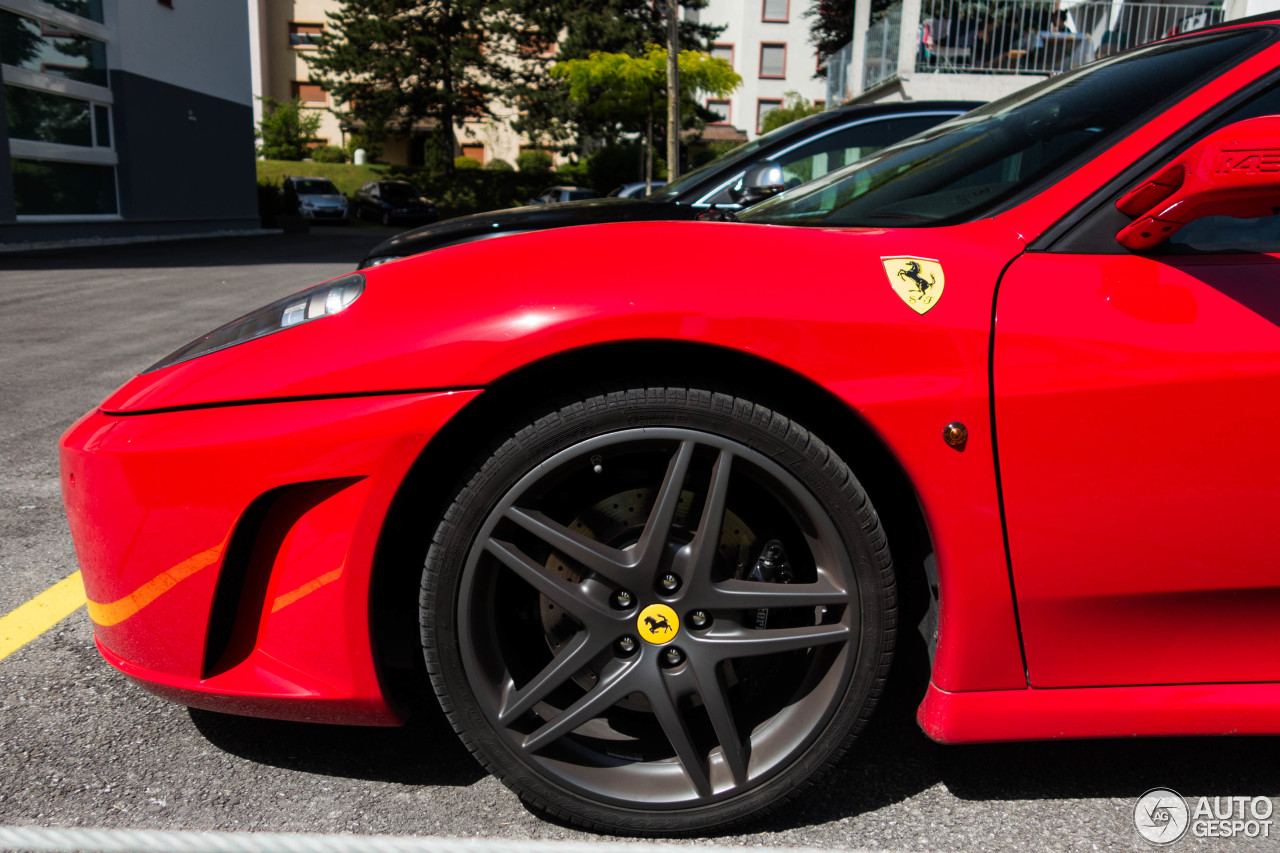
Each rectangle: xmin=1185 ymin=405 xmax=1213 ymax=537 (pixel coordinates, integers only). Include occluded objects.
xmin=60 ymin=389 xmax=478 ymax=725
xmin=301 ymin=206 xmax=347 ymax=220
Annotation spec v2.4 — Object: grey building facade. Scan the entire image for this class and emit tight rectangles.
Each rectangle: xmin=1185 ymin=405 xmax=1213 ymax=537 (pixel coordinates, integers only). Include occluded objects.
xmin=0 ymin=0 xmax=258 ymax=243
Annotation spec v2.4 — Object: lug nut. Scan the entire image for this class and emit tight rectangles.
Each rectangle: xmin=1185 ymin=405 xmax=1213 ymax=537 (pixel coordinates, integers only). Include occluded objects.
xmin=663 ymin=646 xmax=685 ymax=667
xmin=612 ymin=590 xmax=634 ymax=609
xmin=617 ymin=636 xmax=638 ymax=656
xmin=688 ymin=610 xmax=710 ymax=629
xmin=659 ymin=573 xmax=681 ymax=593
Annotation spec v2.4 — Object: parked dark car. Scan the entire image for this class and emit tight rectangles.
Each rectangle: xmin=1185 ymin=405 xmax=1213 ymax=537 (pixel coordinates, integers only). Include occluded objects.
xmin=360 ymin=100 xmax=981 ymax=268
xmin=353 ymin=180 xmax=440 ymax=226
xmin=531 ymin=186 xmax=601 ymax=204
xmin=281 ymin=176 xmax=348 ymax=223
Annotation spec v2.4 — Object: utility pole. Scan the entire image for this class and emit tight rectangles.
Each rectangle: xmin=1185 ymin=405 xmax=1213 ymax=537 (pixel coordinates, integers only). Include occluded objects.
xmin=666 ymin=0 xmax=680 ymax=181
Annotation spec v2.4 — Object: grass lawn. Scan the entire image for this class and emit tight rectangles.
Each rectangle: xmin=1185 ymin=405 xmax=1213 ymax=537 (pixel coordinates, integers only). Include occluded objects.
xmin=256 ymin=160 xmax=393 ymax=196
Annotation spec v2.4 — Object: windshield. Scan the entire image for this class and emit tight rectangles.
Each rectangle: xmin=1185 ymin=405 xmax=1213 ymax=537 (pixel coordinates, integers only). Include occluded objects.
xmin=740 ymin=28 xmax=1269 ymax=228
xmin=380 ymin=183 xmax=420 ymax=202
xmin=295 ymin=179 xmax=340 ymax=195
xmin=648 ymin=110 xmax=839 ymax=200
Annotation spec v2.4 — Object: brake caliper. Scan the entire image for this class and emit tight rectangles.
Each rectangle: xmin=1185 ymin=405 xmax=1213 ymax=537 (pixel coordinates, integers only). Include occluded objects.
xmin=745 ymin=539 xmax=793 ymax=628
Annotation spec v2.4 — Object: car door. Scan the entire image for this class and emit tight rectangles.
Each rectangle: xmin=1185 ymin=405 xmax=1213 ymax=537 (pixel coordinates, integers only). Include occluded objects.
xmin=993 ymin=83 xmax=1280 ymax=688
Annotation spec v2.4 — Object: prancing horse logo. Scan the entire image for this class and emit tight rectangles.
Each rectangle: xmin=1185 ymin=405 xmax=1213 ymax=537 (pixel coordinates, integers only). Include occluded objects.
xmin=637 ymin=604 xmax=680 ymax=644
xmin=897 ymin=260 xmax=935 ymax=293
xmin=882 ymin=257 xmax=946 ymax=315
xmin=644 ymin=614 xmax=672 ymax=634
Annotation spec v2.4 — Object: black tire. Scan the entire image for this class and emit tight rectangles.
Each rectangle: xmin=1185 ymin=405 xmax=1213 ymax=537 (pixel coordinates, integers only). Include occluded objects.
xmin=422 ymin=387 xmax=895 ymax=835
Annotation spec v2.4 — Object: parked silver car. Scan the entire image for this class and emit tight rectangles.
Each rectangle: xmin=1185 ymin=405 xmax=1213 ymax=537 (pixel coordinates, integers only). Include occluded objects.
xmin=282 ymin=176 xmax=349 ymax=223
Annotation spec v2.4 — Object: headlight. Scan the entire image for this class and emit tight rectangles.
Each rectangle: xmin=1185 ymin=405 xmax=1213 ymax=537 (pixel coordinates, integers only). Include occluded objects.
xmin=359 ymin=255 xmax=402 ymax=269
xmin=145 ymin=274 xmax=365 ymax=372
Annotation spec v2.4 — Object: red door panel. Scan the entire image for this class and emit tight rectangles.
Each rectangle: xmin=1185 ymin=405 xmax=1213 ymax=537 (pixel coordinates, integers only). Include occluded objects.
xmin=995 ymin=251 xmax=1280 ymax=687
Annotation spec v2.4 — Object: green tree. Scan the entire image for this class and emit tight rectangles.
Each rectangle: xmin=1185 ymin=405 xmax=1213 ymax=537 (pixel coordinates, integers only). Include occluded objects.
xmin=504 ymin=0 xmax=723 ymax=153
xmin=305 ymin=0 xmax=515 ymax=173
xmin=256 ymin=97 xmax=322 ymax=161
xmin=516 ymin=149 xmax=554 ymax=172
xmin=760 ymin=91 xmax=825 ymax=134
xmin=553 ymin=45 xmax=739 ymax=186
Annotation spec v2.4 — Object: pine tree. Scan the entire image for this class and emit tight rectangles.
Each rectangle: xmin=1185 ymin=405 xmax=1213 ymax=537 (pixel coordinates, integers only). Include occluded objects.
xmin=305 ymin=0 xmax=516 ymax=172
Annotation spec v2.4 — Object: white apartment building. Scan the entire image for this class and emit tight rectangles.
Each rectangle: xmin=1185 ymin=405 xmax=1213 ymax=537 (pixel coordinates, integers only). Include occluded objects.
xmin=700 ymin=0 xmax=827 ymax=138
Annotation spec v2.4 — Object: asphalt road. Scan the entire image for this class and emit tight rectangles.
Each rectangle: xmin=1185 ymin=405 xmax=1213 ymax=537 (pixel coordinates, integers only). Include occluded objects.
xmin=1 ymin=230 xmax=1278 ymax=852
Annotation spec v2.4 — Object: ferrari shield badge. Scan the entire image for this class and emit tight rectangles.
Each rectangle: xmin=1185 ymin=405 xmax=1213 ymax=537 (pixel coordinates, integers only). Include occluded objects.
xmin=883 ymin=257 xmax=945 ymax=315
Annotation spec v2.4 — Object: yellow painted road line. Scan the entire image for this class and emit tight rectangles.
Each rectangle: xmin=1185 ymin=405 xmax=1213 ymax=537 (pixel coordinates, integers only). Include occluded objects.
xmin=86 ymin=546 xmax=220 ymax=627
xmin=0 ymin=571 xmax=87 ymax=663
xmin=272 ymin=567 xmax=343 ymax=613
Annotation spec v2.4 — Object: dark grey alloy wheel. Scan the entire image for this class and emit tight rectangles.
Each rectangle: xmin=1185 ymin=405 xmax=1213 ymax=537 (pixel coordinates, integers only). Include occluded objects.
xmin=422 ymin=388 xmax=895 ymax=834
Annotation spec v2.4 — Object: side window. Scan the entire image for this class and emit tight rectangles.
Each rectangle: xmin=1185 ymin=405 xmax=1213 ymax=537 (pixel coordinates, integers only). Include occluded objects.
xmin=775 ymin=116 xmax=945 ymax=187
xmin=1056 ymin=82 xmax=1280 ymax=255
xmin=1159 ymin=83 xmax=1280 ymax=253
xmin=700 ymin=115 xmax=950 ymax=206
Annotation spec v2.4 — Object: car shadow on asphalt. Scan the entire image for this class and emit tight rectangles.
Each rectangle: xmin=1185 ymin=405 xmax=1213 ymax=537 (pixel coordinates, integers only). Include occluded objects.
xmin=187 ymin=696 xmax=485 ymax=787
xmin=192 ymin=658 xmax=1280 ymax=830
xmin=746 ymin=669 xmax=1280 ymax=835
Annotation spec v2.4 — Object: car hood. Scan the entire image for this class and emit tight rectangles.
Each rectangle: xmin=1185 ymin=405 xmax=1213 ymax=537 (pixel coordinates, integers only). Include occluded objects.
xmin=363 ymin=198 xmax=682 ymax=264
xmin=100 ymin=218 xmax=1026 ymax=414
xmin=300 ymin=194 xmax=346 ymax=205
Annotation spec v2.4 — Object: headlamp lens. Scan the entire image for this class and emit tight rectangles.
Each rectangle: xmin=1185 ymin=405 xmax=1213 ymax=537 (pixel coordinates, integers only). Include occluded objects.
xmin=146 ymin=273 xmax=365 ymax=372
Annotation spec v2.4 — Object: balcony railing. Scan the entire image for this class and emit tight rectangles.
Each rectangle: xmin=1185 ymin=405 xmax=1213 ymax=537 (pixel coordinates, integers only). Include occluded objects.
xmin=914 ymin=0 xmax=1223 ymax=76
xmin=863 ymin=4 xmax=903 ymax=91
xmin=850 ymin=0 xmax=1225 ymax=94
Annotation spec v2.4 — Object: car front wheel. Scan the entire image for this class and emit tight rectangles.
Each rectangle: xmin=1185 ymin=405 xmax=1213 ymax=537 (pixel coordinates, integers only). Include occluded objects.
xmin=422 ymin=387 xmax=895 ymax=834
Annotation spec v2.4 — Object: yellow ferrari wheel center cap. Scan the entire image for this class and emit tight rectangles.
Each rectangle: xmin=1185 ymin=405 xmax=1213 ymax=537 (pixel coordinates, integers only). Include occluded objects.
xmin=637 ymin=604 xmax=679 ymax=644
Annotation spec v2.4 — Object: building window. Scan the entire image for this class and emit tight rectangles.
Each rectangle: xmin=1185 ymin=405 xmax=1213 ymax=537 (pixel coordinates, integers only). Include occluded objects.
xmin=762 ymin=0 xmax=789 ymax=22
xmin=707 ymin=99 xmax=731 ymax=124
xmin=760 ymin=43 xmax=786 ymax=79
xmin=460 ymin=143 xmax=486 ymax=164
xmin=757 ymin=98 xmax=782 ymax=133
xmin=0 ymin=10 xmax=109 ymax=88
xmin=94 ymin=103 xmax=110 ymax=146
xmin=41 ymin=0 xmax=104 ymax=23
xmin=5 ymin=85 xmax=94 ymax=146
xmin=291 ymin=81 xmax=326 ymax=105
xmin=289 ymin=22 xmax=323 ymax=48
xmin=712 ymin=43 xmax=734 ymax=68
xmin=12 ymin=158 xmax=117 ymax=215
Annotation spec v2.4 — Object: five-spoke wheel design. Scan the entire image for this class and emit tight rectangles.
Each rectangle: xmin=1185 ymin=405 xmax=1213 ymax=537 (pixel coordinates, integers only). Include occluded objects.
xmin=423 ymin=390 xmax=893 ymax=834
